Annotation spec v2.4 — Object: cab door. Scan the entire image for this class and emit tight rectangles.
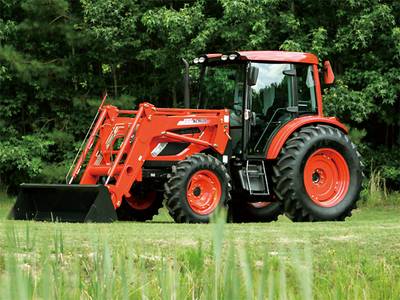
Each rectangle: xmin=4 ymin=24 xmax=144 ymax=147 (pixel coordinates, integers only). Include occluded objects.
xmin=243 ymin=62 xmax=319 ymax=157
xmin=244 ymin=63 xmax=296 ymax=157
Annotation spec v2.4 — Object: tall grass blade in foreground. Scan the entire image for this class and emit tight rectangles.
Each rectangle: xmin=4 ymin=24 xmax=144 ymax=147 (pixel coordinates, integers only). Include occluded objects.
xmin=1 ymin=207 xmax=400 ymax=299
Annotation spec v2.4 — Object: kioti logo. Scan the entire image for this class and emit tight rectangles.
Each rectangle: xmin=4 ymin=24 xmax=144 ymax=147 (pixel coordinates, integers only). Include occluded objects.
xmin=177 ymin=118 xmax=209 ymax=126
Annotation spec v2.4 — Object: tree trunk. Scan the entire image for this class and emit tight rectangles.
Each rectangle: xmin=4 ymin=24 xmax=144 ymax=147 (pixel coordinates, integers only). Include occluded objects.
xmin=290 ymin=0 xmax=295 ymax=13
xmin=72 ymin=45 xmax=78 ymax=91
xmin=172 ymin=85 xmax=177 ymax=108
xmin=112 ymin=64 xmax=118 ymax=98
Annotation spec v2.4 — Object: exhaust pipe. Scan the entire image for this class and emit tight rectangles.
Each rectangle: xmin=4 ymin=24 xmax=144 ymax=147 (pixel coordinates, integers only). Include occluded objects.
xmin=182 ymin=58 xmax=190 ymax=108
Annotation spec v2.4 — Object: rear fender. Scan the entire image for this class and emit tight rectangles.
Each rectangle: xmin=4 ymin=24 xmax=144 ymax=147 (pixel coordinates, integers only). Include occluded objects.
xmin=266 ymin=116 xmax=348 ymax=160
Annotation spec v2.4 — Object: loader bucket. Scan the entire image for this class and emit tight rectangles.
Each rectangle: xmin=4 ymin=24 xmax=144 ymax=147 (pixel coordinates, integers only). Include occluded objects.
xmin=9 ymin=184 xmax=117 ymax=223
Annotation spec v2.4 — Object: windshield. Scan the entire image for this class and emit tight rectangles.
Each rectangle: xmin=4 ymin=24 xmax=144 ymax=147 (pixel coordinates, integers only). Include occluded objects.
xmin=198 ymin=63 xmax=246 ymax=109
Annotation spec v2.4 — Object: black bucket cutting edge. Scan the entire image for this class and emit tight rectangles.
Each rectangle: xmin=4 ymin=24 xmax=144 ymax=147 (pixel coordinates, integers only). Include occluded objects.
xmin=9 ymin=183 xmax=117 ymax=223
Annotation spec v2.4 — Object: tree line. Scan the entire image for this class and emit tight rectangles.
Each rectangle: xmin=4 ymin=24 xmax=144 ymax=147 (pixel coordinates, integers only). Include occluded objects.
xmin=0 ymin=0 xmax=399 ymax=192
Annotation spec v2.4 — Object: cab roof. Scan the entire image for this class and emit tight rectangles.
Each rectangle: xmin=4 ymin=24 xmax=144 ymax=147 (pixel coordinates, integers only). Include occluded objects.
xmin=206 ymin=51 xmax=319 ymax=65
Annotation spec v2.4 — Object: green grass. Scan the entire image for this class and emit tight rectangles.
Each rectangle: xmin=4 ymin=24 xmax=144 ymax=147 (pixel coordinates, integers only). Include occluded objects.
xmin=0 ymin=192 xmax=399 ymax=299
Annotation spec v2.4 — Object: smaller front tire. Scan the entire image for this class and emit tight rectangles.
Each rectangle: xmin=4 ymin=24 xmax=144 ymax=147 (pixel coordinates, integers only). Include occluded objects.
xmin=164 ymin=154 xmax=231 ymax=223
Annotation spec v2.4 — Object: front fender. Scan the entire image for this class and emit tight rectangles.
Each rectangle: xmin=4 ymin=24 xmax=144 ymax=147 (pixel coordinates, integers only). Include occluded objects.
xmin=266 ymin=116 xmax=348 ymax=160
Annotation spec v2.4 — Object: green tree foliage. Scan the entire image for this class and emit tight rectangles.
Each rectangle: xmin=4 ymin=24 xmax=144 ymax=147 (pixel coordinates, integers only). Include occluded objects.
xmin=80 ymin=0 xmax=142 ymax=97
xmin=0 ymin=135 xmax=53 ymax=193
xmin=0 ymin=0 xmax=399 ymax=190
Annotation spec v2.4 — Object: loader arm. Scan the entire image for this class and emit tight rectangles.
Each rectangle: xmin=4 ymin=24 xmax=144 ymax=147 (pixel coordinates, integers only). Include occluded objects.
xmin=10 ymin=102 xmax=230 ymax=222
xmin=74 ymin=102 xmax=230 ymax=208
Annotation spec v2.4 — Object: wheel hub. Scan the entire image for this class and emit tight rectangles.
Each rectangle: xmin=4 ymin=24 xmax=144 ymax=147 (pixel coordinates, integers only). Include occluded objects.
xmin=193 ymin=187 xmax=201 ymax=197
xmin=312 ymin=168 xmax=326 ymax=184
xmin=312 ymin=171 xmax=320 ymax=183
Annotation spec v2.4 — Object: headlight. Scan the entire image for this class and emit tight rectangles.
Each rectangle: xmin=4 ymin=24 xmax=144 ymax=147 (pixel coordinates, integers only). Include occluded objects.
xmin=199 ymin=57 xmax=206 ymax=63
xmin=221 ymin=54 xmax=228 ymax=61
xmin=229 ymin=53 xmax=238 ymax=60
xmin=193 ymin=57 xmax=199 ymax=64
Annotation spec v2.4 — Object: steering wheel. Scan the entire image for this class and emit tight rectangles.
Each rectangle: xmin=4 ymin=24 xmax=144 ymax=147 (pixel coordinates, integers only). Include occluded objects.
xmin=232 ymin=102 xmax=242 ymax=116
xmin=230 ymin=102 xmax=243 ymax=126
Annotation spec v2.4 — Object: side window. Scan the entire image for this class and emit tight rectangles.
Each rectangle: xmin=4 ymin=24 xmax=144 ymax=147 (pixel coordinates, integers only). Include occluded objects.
xmin=296 ymin=64 xmax=317 ymax=113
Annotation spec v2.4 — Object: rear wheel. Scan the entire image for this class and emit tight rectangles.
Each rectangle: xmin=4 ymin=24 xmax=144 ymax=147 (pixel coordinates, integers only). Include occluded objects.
xmin=164 ymin=154 xmax=231 ymax=223
xmin=231 ymin=196 xmax=282 ymax=222
xmin=272 ymin=125 xmax=362 ymax=221
xmin=116 ymin=183 xmax=163 ymax=221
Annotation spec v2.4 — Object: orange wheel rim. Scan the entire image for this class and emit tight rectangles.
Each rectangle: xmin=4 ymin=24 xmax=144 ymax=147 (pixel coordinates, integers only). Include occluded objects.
xmin=248 ymin=202 xmax=271 ymax=208
xmin=303 ymin=148 xmax=350 ymax=207
xmin=187 ymin=170 xmax=222 ymax=215
xmin=125 ymin=191 xmax=156 ymax=210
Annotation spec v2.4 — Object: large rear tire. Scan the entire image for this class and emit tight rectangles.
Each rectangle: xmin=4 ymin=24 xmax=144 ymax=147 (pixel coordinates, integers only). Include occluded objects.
xmin=164 ymin=154 xmax=231 ymax=223
xmin=272 ymin=125 xmax=362 ymax=221
xmin=116 ymin=183 xmax=163 ymax=222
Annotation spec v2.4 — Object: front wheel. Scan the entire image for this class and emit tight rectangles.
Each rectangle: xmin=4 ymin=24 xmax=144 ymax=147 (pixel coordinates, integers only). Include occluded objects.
xmin=272 ymin=125 xmax=363 ymax=221
xmin=164 ymin=154 xmax=231 ymax=223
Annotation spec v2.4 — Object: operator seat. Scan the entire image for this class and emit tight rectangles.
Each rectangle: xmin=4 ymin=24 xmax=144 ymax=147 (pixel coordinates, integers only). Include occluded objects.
xmin=263 ymin=85 xmax=291 ymax=123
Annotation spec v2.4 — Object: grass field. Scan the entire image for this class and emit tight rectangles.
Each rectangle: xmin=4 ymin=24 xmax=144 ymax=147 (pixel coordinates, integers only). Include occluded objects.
xmin=0 ymin=194 xmax=399 ymax=299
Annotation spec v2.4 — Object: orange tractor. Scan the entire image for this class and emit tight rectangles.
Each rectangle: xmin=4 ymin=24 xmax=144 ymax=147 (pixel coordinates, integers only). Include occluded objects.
xmin=10 ymin=51 xmax=362 ymax=223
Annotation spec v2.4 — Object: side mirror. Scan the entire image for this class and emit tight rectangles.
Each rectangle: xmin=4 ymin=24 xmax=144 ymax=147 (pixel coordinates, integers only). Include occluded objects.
xmin=248 ymin=66 xmax=259 ymax=86
xmin=323 ymin=60 xmax=335 ymax=84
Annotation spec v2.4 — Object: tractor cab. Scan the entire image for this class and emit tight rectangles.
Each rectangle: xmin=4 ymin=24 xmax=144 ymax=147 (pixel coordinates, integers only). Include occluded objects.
xmin=193 ymin=51 xmax=321 ymax=158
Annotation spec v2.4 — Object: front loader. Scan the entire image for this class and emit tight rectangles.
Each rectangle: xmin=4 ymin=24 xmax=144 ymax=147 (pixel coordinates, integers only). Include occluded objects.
xmin=9 ymin=51 xmax=363 ymax=223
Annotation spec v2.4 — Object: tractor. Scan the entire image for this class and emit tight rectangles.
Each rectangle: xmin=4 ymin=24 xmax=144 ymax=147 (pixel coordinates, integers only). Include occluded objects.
xmin=10 ymin=50 xmax=363 ymax=223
